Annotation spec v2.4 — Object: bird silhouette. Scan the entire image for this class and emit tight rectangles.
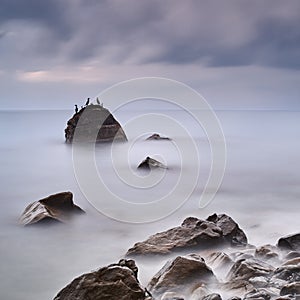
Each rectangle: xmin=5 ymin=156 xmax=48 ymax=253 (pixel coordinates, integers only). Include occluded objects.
xmin=74 ymin=104 xmax=78 ymax=114
xmin=96 ymin=97 xmax=100 ymax=105
xmin=85 ymin=98 xmax=90 ymax=106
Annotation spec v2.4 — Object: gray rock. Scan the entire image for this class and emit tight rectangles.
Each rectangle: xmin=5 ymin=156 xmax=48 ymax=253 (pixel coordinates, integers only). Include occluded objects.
xmin=127 ymin=214 xmax=247 ymax=256
xmin=19 ymin=191 xmax=84 ymax=226
xmin=53 ymin=259 xmax=147 ymax=300
xmin=278 ymin=234 xmax=300 ymax=252
xmin=147 ymin=254 xmax=217 ymax=298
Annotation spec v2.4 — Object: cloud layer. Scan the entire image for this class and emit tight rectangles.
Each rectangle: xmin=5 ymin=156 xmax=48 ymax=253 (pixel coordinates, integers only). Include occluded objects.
xmin=0 ymin=0 xmax=299 ymax=109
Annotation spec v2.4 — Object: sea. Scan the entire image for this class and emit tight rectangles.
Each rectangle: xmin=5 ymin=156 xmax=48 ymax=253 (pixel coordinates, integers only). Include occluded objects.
xmin=0 ymin=107 xmax=299 ymax=299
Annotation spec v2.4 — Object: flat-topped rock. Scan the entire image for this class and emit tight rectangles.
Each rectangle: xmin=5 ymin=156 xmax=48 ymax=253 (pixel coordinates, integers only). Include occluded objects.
xmin=126 ymin=214 xmax=247 ymax=256
xmin=65 ymin=104 xmax=127 ymax=143
xmin=19 ymin=191 xmax=84 ymax=226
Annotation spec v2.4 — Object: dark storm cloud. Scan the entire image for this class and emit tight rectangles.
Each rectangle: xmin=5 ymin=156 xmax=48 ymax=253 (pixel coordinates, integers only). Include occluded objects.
xmin=1 ymin=0 xmax=300 ymax=69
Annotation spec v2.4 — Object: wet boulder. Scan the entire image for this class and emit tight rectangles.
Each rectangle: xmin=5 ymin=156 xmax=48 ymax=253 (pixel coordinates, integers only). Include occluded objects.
xmin=243 ymin=289 xmax=271 ymax=300
xmin=272 ymin=265 xmax=300 ymax=283
xmin=147 ymin=254 xmax=217 ymax=298
xmin=19 ymin=191 xmax=84 ymax=226
xmin=277 ymin=234 xmax=300 ymax=252
xmin=53 ymin=259 xmax=148 ymax=300
xmin=126 ymin=214 xmax=247 ymax=256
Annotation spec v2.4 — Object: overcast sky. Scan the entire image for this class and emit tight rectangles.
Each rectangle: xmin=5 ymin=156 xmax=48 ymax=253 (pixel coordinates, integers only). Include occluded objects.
xmin=0 ymin=0 xmax=299 ymax=110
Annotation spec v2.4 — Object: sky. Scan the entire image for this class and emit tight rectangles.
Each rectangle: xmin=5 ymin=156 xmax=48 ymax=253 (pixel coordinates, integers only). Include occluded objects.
xmin=0 ymin=0 xmax=299 ymax=110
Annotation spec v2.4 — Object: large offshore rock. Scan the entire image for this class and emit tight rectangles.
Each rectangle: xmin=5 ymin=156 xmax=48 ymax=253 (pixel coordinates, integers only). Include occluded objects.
xmin=126 ymin=214 xmax=247 ymax=256
xmin=137 ymin=156 xmax=167 ymax=170
xmin=147 ymin=254 xmax=217 ymax=298
xmin=19 ymin=192 xmax=84 ymax=226
xmin=65 ymin=104 xmax=127 ymax=143
xmin=54 ymin=259 xmax=148 ymax=300
xmin=277 ymin=234 xmax=300 ymax=252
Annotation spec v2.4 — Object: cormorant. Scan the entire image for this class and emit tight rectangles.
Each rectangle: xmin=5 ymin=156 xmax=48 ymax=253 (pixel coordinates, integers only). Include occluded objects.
xmin=74 ymin=104 xmax=78 ymax=114
xmin=85 ymin=98 xmax=90 ymax=106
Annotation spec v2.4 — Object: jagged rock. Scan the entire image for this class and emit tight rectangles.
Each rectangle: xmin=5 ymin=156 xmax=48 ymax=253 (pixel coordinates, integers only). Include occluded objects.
xmin=190 ymin=285 xmax=212 ymax=300
xmin=65 ymin=104 xmax=127 ymax=143
xmin=223 ymin=279 xmax=254 ymax=295
xmin=126 ymin=214 xmax=247 ymax=256
xmin=227 ymin=258 xmax=274 ymax=281
xmin=53 ymin=259 xmax=148 ymax=300
xmin=255 ymin=245 xmax=280 ymax=262
xmin=278 ymin=234 xmax=300 ymax=252
xmin=19 ymin=192 xmax=84 ymax=226
xmin=206 ymin=251 xmax=233 ymax=269
xmin=147 ymin=254 xmax=217 ymax=298
xmin=146 ymin=133 xmax=171 ymax=141
xmin=249 ymin=277 xmax=270 ymax=288
xmin=280 ymin=282 xmax=300 ymax=296
xmin=206 ymin=214 xmax=248 ymax=246
xmin=137 ymin=156 xmax=167 ymax=170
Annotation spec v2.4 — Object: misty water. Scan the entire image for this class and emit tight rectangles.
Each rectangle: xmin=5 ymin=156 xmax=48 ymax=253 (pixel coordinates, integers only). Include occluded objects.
xmin=0 ymin=108 xmax=299 ymax=300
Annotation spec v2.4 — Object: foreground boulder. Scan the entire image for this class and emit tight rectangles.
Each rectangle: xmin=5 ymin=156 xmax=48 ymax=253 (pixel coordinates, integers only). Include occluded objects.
xmin=19 ymin=192 xmax=84 ymax=226
xmin=147 ymin=254 xmax=217 ymax=298
xmin=126 ymin=214 xmax=247 ymax=256
xmin=137 ymin=156 xmax=167 ymax=170
xmin=65 ymin=104 xmax=127 ymax=143
xmin=278 ymin=234 xmax=300 ymax=252
xmin=54 ymin=259 xmax=149 ymax=300
xmin=146 ymin=133 xmax=171 ymax=141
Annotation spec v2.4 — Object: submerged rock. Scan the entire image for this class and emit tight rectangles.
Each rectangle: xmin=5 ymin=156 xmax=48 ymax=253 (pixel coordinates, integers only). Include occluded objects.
xmin=65 ymin=104 xmax=127 ymax=143
xmin=147 ymin=254 xmax=217 ymax=298
xmin=19 ymin=191 xmax=84 ymax=226
xmin=126 ymin=214 xmax=247 ymax=256
xmin=137 ymin=156 xmax=167 ymax=170
xmin=146 ymin=133 xmax=171 ymax=141
xmin=255 ymin=245 xmax=280 ymax=262
xmin=278 ymin=234 xmax=300 ymax=252
xmin=54 ymin=259 xmax=148 ymax=300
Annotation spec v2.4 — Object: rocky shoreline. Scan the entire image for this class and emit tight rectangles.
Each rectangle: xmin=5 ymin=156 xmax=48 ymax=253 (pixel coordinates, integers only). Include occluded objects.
xmin=52 ymin=214 xmax=300 ymax=300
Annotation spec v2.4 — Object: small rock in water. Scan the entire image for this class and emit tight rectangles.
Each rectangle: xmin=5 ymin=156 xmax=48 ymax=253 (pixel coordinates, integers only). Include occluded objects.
xmin=202 ymin=293 xmax=222 ymax=300
xmin=19 ymin=191 xmax=84 ymax=226
xmin=146 ymin=133 xmax=171 ymax=141
xmin=255 ymin=245 xmax=280 ymax=262
xmin=137 ymin=156 xmax=167 ymax=170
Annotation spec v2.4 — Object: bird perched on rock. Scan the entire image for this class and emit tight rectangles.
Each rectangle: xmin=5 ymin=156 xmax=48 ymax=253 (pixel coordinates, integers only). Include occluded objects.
xmin=96 ymin=97 xmax=100 ymax=105
xmin=74 ymin=104 xmax=78 ymax=114
xmin=85 ymin=98 xmax=90 ymax=106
